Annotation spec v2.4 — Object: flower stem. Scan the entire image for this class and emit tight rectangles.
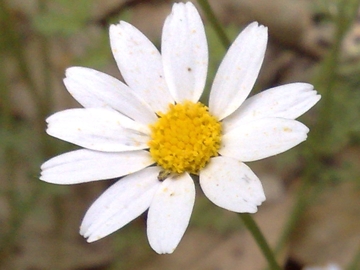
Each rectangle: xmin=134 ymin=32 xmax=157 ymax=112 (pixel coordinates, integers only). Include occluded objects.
xmin=312 ymin=0 xmax=358 ymax=152
xmin=240 ymin=214 xmax=282 ymax=270
xmin=197 ymin=0 xmax=231 ymax=49
xmin=347 ymin=243 xmax=360 ymax=270
xmin=273 ymin=0 xmax=360 ymax=256
xmin=0 ymin=0 xmax=41 ymax=105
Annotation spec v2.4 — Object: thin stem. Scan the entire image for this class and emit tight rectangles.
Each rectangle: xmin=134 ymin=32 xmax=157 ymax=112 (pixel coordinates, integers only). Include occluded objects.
xmin=197 ymin=0 xmax=231 ymax=49
xmin=240 ymin=214 xmax=282 ymax=270
xmin=38 ymin=0 xmax=54 ymax=112
xmin=347 ymin=244 xmax=360 ymax=270
xmin=0 ymin=1 xmax=53 ymax=266
xmin=0 ymin=1 xmax=41 ymax=104
xmin=273 ymin=0 xmax=360 ymax=257
xmin=312 ymin=0 xmax=360 ymax=154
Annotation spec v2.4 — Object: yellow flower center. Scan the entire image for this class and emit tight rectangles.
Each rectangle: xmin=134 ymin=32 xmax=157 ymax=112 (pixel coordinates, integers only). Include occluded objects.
xmin=148 ymin=101 xmax=222 ymax=175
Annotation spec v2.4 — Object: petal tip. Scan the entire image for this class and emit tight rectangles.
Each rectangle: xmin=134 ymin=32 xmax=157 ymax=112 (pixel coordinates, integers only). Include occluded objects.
xmin=248 ymin=21 xmax=268 ymax=32
xmin=109 ymin=21 xmax=130 ymax=36
xmin=150 ymin=242 xmax=177 ymax=254
xmin=79 ymin=223 xmax=92 ymax=238
xmin=86 ymin=235 xmax=100 ymax=243
xmin=64 ymin=66 xmax=81 ymax=77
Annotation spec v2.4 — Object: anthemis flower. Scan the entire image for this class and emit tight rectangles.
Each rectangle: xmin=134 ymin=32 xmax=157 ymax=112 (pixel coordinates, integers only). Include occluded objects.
xmin=40 ymin=2 xmax=320 ymax=254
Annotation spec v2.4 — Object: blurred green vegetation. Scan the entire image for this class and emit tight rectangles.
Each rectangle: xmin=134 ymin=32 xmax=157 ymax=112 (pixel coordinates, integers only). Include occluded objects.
xmin=1 ymin=0 xmax=360 ymax=269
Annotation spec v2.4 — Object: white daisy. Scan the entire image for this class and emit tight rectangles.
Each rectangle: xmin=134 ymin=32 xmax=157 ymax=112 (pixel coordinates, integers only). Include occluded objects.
xmin=40 ymin=2 xmax=320 ymax=254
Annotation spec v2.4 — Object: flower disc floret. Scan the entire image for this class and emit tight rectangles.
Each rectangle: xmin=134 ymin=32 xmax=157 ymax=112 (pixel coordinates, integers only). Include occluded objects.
xmin=148 ymin=101 xmax=222 ymax=175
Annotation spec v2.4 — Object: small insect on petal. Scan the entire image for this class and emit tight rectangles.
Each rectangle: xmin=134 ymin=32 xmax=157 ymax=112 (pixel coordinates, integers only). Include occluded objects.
xmin=157 ymin=170 xmax=172 ymax=181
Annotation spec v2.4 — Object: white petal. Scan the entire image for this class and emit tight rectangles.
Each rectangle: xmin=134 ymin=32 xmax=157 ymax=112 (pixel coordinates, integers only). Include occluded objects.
xmin=200 ymin=156 xmax=265 ymax=213
xmin=209 ymin=22 xmax=268 ymax=120
xmin=147 ymin=173 xmax=195 ymax=254
xmin=80 ymin=167 xmax=161 ymax=242
xmin=162 ymin=2 xmax=208 ymax=103
xmin=223 ymin=83 xmax=321 ymax=132
xmin=220 ymin=118 xmax=309 ymax=162
xmin=110 ymin=22 xmax=174 ymax=113
xmin=40 ymin=149 xmax=154 ymax=184
xmin=64 ymin=67 xmax=157 ymax=125
xmin=46 ymin=108 xmax=150 ymax=152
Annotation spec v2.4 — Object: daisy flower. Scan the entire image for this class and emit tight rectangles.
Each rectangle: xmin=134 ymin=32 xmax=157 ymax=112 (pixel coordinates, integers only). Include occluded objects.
xmin=40 ymin=2 xmax=320 ymax=254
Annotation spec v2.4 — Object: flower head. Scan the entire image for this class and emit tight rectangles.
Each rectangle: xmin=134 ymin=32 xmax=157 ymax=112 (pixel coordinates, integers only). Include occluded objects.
xmin=40 ymin=2 xmax=320 ymax=254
